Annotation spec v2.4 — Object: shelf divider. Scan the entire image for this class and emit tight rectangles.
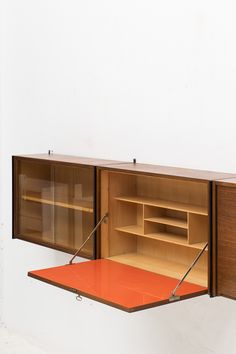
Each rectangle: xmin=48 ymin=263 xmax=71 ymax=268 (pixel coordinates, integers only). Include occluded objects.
xmin=115 ymin=226 xmax=207 ymax=250
xmin=115 ymin=196 xmax=208 ymax=215
xmin=144 ymin=216 xmax=188 ymax=229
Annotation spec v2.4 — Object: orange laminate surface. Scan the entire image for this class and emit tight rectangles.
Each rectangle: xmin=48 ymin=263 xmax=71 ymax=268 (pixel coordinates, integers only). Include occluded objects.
xmin=28 ymin=259 xmax=207 ymax=312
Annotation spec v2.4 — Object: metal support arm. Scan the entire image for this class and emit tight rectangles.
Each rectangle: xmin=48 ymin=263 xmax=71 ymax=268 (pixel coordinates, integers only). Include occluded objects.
xmin=169 ymin=242 xmax=208 ymax=302
xmin=69 ymin=212 xmax=109 ymax=265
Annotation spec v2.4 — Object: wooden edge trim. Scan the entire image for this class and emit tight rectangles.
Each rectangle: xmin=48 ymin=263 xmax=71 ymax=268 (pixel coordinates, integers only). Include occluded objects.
xmin=96 ymin=166 xmax=211 ymax=183
xmin=211 ymin=182 xmax=217 ymax=296
xmin=12 ymin=156 xmax=17 ymax=239
xmin=11 ymin=155 xmax=96 ymax=169
xmin=208 ymin=181 xmax=212 ymax=296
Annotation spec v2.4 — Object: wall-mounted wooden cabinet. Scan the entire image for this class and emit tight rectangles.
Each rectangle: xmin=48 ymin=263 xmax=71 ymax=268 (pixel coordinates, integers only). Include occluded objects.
xmin=13 ymin=154 xmax=116 ymax=258
xmin=212 ymin=178 xmax=236 ymax=300
xmin=13 ymin=154 xmax=236 ymax=312
xmin=99 ymin=169 xmax=209 ymax=289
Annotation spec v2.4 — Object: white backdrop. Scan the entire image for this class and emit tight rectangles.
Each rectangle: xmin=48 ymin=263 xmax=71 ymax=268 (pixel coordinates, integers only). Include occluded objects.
xmin=1 ymin=1 xmax=236 ymax=353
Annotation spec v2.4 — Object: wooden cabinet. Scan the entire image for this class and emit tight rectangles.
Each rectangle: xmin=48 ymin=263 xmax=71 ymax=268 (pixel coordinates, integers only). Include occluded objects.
xmin=13 ymin=154 xmax=116 ymax=258
xmin=13 ymin=154 xmax=236 ymax=311
xmin=212 ymin=179 xmax=236 ymax=299
xmin=99 ymin=169 xmax=209 ymax=288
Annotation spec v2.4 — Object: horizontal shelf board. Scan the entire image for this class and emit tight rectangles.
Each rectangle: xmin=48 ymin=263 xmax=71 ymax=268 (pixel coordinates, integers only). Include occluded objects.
xmin=115 ymin=226 xmax=206 ymax=250
xmin=109 ymin=253 xmax=207 ymax=287
xmin=116 ymin=225 xmax=143 ymax=236
xmin=115 ymin=196 xmax=208 ymax=215
xmin=144 ymin=216 xmax=188 ymax=229
xmin=22 ymin=195 xmax=94 ymax=213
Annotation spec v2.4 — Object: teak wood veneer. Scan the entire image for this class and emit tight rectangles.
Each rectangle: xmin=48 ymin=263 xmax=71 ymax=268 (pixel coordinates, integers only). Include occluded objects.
xmin=12 ymin=154 xmax=236 ymax=312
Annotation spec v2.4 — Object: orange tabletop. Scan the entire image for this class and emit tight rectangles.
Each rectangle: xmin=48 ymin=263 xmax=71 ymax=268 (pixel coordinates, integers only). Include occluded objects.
xmin=28 ymin=259 xmax=207 ymax=312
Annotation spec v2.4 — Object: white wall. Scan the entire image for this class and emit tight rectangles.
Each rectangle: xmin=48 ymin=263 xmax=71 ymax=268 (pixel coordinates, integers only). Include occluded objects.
xmin=1 ymin=1 xmax=236 ymax=353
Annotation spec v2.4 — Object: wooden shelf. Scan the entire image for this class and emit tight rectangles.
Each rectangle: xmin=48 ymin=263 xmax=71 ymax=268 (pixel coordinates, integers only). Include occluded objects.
xmin=116 ymin=196 xmax=208 ymax=215
xmin=115 ymin=226 xmax=206 ymax=250
xmin=22 ymin=195 xmax=94 ymax=213
xmin=116 ymin=225 xmax=143 ymax=236
xmin=144 ymin=216 xmax=188 ymax=229
xmin=108 ymin=253 xmax=207 ymax=287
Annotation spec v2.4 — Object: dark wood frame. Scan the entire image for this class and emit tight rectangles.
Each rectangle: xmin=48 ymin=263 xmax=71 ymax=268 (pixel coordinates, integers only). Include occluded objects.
xmin=12 ymin=155 xmax=99 ymax=259
xmin=212 ymin=179 xmax=236 ymax=300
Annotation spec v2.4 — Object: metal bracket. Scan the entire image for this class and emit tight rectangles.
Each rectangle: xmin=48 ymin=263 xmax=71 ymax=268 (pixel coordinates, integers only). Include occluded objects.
xmin=169 ymin=242 xmax=208 ymax=302
xmin=69 ymin=212 xmax=109 ymax=264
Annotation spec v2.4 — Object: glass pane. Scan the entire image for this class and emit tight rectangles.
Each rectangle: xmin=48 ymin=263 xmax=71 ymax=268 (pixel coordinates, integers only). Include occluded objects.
xmin=15 ymin=159 xmax=95 ymax=258
xmin=53 ymin=165 xmax=95 ymax=257
xmin=17 ymin=160 xmax=54 ymax=243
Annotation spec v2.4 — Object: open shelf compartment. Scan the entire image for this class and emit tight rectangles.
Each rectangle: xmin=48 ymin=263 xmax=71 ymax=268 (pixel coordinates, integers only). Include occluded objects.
xmin=100 ymin=169 xmax=209 ymax=290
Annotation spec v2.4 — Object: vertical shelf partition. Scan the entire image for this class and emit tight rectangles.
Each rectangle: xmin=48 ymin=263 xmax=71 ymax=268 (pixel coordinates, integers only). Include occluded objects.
xmin=114 ymin=196 xmax=208 ymax=249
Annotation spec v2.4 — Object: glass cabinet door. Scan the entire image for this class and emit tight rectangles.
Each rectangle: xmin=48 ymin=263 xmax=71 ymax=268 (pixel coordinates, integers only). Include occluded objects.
xmin=53 ymin=164 xmax=95 ymax=257
xmin=13 ymin=158 xmax=96 ymax=259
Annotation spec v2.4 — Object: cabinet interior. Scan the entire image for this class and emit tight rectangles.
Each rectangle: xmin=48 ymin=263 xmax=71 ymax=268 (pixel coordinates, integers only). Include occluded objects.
xmin=100 ymin=170 xmax=209 ymax=287
xmin=16 ymin=159 xmax=95 ymax=257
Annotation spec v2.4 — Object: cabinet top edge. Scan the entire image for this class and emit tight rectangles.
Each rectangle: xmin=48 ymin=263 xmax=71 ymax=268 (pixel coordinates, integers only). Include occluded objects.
xmin=12 ymin=154 xmax=121 ymax=167
xmin=12 ymin=154 xmax=236 ymax=182
xmin=98 ymin=163 xmax=236 ymax=182
xmin=215 ymin=178 xmax=236 ymax=187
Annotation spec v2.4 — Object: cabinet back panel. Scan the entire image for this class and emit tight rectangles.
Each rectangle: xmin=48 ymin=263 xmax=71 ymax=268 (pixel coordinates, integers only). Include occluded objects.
xmin=136 ymin=175 xmax=208 ymax=207
xmin=108 ymin=172 xmax=137 ymax=253
xmin=137 ymin=238 xmax=207 ymax=271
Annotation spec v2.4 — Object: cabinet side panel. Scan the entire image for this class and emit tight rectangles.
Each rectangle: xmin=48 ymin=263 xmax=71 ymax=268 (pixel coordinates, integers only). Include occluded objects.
xmin=100 ymin=170 xmax=109 ymax=258
xmin=210 ymin=182 xmax=217 ymax=296
xmin=217 ymin=186 xmax=236 ymax=299
xmin=108 ymin=172 xmax=137 ymax=256
xmin=12 ymin=157 xmax=19 ymax=238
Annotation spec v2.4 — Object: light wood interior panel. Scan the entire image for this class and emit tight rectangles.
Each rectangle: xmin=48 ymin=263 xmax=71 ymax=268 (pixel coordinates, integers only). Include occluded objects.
xmin=108 ymin=173 xmax=138 ymax=257
xmin=136 ymin=175 xmax=208 ymax=208
xmin=188 ymin=214 xmax=208 ymax=244
xmin=137 ymin=238 xmax=207 ymax=271
xmin=100 ymin=170 xmax=209 ymax=287
xmin=109 ymin=253 xmax=207 ymax=287
xmin=100 ymin=170 xmax=109 ymax=257
xmin=144 ymin=222 xmax=187 ymax=238
xmin=144 ymin=206 xmax=188 ymax=228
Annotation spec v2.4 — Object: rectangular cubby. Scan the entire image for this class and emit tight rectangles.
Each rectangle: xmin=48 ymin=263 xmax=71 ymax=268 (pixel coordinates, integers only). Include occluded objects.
xmin=144 ymin=206 xmax=188 ymax=229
